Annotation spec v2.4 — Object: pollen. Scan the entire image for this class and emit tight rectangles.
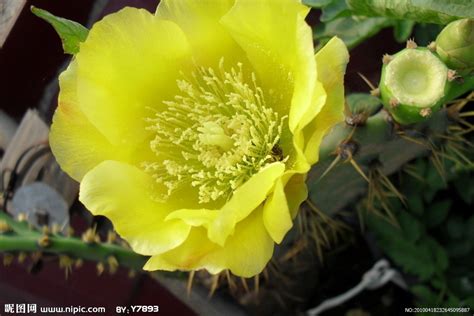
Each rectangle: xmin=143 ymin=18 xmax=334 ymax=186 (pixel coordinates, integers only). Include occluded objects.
xmin=145 ymin=59 xmax=287 ymax=204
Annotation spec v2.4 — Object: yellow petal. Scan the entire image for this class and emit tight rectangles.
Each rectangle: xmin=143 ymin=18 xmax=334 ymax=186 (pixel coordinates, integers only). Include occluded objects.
xmin=49 ymin=61 xmax=153 ymax=182
xmin=262 ymin=178 xmax=292 ymax=244
xmin=144 ymin=207 xmax=274 ymax=277
xmin=285 ymin=173 xmax=308 ymax=219
xmin=221 ymin=0 xmax=318 ymax=133
xmin=205 ymin=207 xmax=274 ymax=277
xmin=76 ymin=8 xmax=191 ymax=147
xmin=208 ymin=162 xmax=285 ymax=246
xmin=304 ymin=37 xmax=349 ymax=165
xmin=143 ymin=228 xmax=216 ymax=272
xmin=156 ymin=0 xmax=240 ymax=67
xmin=79 ymin=161 xmax=190 ymax=256
xmin=165 ymin=209 xmax=219 ymax=228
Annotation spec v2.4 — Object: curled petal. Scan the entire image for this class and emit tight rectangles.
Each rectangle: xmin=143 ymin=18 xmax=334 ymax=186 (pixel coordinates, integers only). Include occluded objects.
xmin=144 ymin=206 xmax=274 ymax=278
xmin=80 ymin=161 xmax=191 ymax=256
xmin=208 ymin=162 xmax=285 ymax=246
xmin=221 ymin=0 xmax=319 ymax=133
xmin=156 ymin=0 xmax=240 ymax=67
xmin=263 ymin=177 xmax=292 ymax=244
xmin=304 ymin=37 xmax=349 ymax=165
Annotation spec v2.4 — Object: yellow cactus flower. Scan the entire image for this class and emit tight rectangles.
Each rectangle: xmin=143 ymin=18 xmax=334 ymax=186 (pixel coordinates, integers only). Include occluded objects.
xmin=50 ymin=0 xmax=349 ymax=277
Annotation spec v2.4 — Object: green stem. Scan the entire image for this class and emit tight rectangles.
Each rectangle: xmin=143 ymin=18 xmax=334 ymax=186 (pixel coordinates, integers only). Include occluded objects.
xmin=0 ymin=211 xmax=147 ymax=270
xmin=0 ymin=234 xmax=147 ymax=270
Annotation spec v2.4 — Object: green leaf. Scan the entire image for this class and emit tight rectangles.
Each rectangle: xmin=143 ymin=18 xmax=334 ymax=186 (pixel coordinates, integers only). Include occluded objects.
xmin=315 ymin=16 xmax=391 ymax=49
xmin=387 ymin=241 xmax=435 ymax=280
xmin=393 ymin=20 xmax=416 ymax=42
xmin=446 ymin=216 xmax=466 ymax=240
xmin=425 ymin=163 xmax=447 ymax=192
xmin=448 ymin=276 xmax=474 ymax=297
xmin=425 ymin=200 xmax=451 ymax=228
xmin=367 ymin=214 xmax=435 ymax=280
xmin=466 ymin=216 xmax=474 ymax=239
xmin=423 ymin=189 xmax=437 ymax=204
xmin=411 ymin=285 xmax=439 ymax=304
xmin=443 ymin=294 xmax=462 ymax=308
xmin=407 ymin=194 xmax=424 ymax=216
xmin=446 ymin=241 xmax=472 ymax=258
xmin=454 ymin=173 xmax=474 ymax=204
xmin=425 ymin=237 xmax=449 ymax=271
xmin=320 ymin=0 xmax=351 ymax=22
xmin=399 ymin=211 xmax=423 ymax=242
xmin=31 ymin=6 xmax=88 ymax=55
xmin=303 ymin=0 xmax=334 ymax=8
xmin=463 ymin=297 xmax=474 ymax=309
xmin=346 ymin=0 xmax=474 ymax=25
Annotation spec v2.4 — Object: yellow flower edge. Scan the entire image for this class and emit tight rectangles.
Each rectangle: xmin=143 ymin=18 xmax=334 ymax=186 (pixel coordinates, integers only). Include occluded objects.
xmin=49 ymin=0 xmax=349 ymax=277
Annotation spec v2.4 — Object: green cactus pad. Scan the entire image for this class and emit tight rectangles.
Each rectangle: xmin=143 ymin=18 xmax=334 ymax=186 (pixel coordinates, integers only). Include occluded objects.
xmin=379 ymin=48 xmax=450 ymax=124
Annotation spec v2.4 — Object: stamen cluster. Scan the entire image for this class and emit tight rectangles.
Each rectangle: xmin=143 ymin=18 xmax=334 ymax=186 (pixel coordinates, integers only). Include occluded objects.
xmin=145 ymin=59 xmax=286 ymax=203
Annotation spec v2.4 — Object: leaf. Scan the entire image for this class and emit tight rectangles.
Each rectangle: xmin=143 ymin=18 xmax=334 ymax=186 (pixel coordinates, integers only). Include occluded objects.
xmin=315 ymin=16 xmax=391 ymax=49
xmin=387 ymin=241 xmax=435 ymax=280
xmin=407 ymin=194 xmax=424 ymax=216
xmin=444 ymin=295 xmax=462 ymax=308
xmin=399 ymin=211 xmax=423 ymax=242
xmin=466 ymin=216 xmax=474 ymax=239
xmin=411 ymin=285 xmax=439 ymax=305
xmin=366 ymin=213 xmax=402 ymax=241
xmin=320 ymin=0 xmax=351 ymax=22
xmin=367 ymin=214 xmax=435 ymax=280
xmin=393 ymin=20 xmax=416 ymax=42
xmin=425 ymin=200 xmax=451 ymax=228
xmin=454 ymin=173 xmax=474 ymax=204
xmin=463 ymin=297 xmax=474 ymax=309
xmin=446 ymin=216 xmax=466 ymax=240
xmin=303 ymin=0 xmax=334 ymax=8
xmin=31 ymin=6 xmax=88 ymax=55
xmin=446 ymin=241 xmax=472 ymax=258
xmin=425 ymin=237 xmax=449 ymax=271
xmin=448 ymin=276 xmax=474 ymax=297
xmin=423 ymin=189 xmax=437 ymax=204
xmin=425 ymin=163 xmax=447 ymax=192
xmin=346 ymin=0 xmax=474 ymax=25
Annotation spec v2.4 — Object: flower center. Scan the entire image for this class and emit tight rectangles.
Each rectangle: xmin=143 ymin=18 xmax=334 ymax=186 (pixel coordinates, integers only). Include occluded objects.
xmin=144 ymin=59 xmax=286 ymax=204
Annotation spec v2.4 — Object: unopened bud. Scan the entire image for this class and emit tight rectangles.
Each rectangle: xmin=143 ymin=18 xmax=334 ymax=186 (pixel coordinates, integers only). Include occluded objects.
xmin=436 ymin=19 xmax=474 ymax=74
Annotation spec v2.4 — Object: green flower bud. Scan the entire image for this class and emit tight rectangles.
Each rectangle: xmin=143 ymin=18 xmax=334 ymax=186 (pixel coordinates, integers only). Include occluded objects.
xmin=379 ymin=47 xmax=451 ymax=124
xmin=436 ymin=19 xmax=474 ymax=74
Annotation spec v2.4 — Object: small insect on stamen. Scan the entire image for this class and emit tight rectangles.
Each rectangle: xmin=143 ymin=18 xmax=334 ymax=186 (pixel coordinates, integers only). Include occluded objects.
xmin=270 ymin=144 xmax=284 ymax=162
